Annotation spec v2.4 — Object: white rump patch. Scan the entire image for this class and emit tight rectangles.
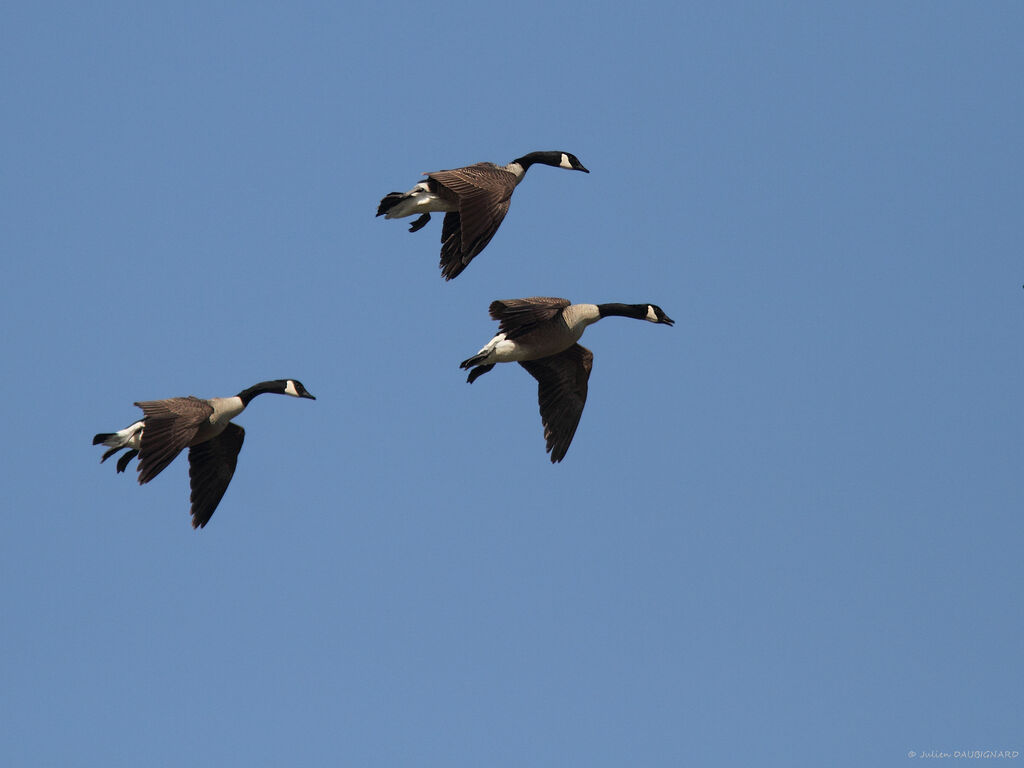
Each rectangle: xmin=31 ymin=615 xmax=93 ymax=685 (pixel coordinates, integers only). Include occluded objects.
xmin=284 ymin=380 xmax=299 ymax=397
xmin=559 ymin=153 xmax=573 ymax=169
xmin=386 ymin=186 xmax=457 ymax=218
xmin=102 ymin=420 xmax=144 ymax=449
xmin=478 ymin=332 xmax=506 ymax=356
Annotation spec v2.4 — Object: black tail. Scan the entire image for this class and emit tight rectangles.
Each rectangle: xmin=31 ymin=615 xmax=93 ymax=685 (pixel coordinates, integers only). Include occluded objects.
xmin=93 ymin=432 xmax=114 ymax=445
xmin=466 ymin=364 xmax=495 ymax=384
xmin=376 ymin=192 xmax=405 ymax=217
xmin=460 ymin=352 xmax=488 ymax=370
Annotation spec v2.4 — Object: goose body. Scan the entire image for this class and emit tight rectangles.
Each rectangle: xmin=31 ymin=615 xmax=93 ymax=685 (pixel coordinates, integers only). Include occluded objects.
xmin=93 ymin=379 xmax=315 ymax=528
xmin=459 ymin=298 xmax=673 ymax=462
xmin=377 ymin=151 xmax=589 ymax=280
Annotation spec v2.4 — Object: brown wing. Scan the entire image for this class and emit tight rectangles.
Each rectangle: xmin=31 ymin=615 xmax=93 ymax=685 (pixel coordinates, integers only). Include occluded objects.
xmin=519 ymin=343 xmax=594 ymax=463
xmin=439 ymin=212 xmax=473 ymax=280
xmin=429 ymin=164 xmax=518 ymax=279
xmin=490 ymin=297 xmax=571 ymax=339
xmin=134 ymin=396 xmax=213 ymax=484
xmin=187 ymin=423 xmax=245 ymax=529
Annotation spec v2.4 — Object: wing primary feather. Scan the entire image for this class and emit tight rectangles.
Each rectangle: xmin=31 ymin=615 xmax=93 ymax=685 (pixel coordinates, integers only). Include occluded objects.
xmin=187 ymin=423 xmax=245 ymax=529
xmin=519 ymin=344 xmax=593 ymax=463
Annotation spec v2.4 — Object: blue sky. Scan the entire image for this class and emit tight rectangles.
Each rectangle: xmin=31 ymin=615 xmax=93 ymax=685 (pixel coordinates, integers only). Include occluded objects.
xmin=2 ymin=1 xmax=1022 ymax=765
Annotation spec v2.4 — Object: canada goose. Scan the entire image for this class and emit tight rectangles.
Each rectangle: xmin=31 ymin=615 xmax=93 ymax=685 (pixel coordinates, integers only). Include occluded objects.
xmin=93 ymin=379 xmax=315 ymax=528
xmin=376 ymin=151 xmax=590 ymax=280
xmin=459 ymin=298 xmax=673 ymax=462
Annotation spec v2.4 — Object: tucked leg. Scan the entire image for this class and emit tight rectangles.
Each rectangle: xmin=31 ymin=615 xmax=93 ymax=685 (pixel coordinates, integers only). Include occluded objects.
xmin=408 ymin=213 xmax=431 ymax=232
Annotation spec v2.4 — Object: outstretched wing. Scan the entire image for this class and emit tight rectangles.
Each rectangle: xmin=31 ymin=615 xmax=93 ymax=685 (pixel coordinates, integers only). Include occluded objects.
xmin=519 ymin=343 xmax=594 ymax=463
xmin=187 ymin=423 xmax=245 ymax=529
xmin=135 ymin=397 xmax=213 ymax=484
xmin=439 ymin=212 xmax=473 ymax=280
xmin=489 ymin=297 xmax=572 ymax=339
xmin=429 ymin=164 xmax=518 ymax=279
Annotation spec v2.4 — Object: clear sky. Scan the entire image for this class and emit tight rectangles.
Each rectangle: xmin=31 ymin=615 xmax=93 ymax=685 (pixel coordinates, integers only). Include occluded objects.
xmin=2 ymin=1 xmax=1022 ymax=766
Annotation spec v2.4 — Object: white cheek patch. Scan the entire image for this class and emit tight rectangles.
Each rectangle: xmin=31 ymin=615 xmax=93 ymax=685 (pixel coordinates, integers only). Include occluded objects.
xmin=646 ymin=305 xmax=658 ymax=322
xmin=559 ymin=153 xmax=573 ymax=169
xmin=284 ymin=380 xmax=299 ymax=397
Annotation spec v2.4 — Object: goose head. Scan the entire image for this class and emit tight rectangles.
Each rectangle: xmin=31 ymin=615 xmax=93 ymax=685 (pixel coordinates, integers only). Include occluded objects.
xmin=556 ymin=152 xmax=589 ymax=173
xmin=282 ymin=379 xmax=317 ymax=399
xmin=644 ymin=305 xmax=674 ymax=326
xmin=514 ymin=151 xmax=590 ymax=173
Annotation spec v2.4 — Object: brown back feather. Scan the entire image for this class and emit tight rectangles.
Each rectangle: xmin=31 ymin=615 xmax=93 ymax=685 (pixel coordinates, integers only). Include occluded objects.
xmin=490 ymin=297 xmax=571 ymax=339
xmin=429 ymin=164 xmax=518 ymax=279
xmin=134 ymin=397 xmax=212 ymax=484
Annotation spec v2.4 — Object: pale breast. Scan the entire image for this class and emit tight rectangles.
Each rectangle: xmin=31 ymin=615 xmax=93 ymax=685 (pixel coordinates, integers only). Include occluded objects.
xmin=190 ymin=396 xmax=245 ymax=445
xmin=560 ymin=304 xmax=601 ymax=334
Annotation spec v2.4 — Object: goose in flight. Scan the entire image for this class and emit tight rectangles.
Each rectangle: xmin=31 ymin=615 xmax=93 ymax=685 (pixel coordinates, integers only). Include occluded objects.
xmin=459 ymin=298 xmax=673 ymax=462
xmin=377 ymin=151 xmax=589 ymax=280
xmin=94 ymin=379 xmax=315 ymax=528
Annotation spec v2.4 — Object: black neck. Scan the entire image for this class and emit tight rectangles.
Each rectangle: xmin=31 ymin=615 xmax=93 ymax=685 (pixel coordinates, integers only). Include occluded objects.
xmin=597 ymin=303 xmax=647 ymax=320
xmin=512 ymin=151 xmax=562 ymax=170
xmin=237 ymin=380 xmax=287 ymax=405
